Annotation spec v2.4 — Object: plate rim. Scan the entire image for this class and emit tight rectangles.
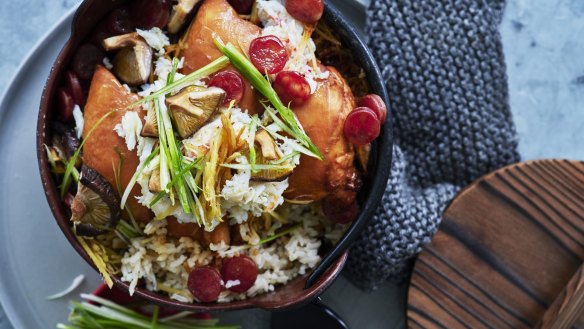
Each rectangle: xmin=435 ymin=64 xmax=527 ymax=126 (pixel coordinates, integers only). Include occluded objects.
xmin=0 ymin=5 xmax=80 ymax=329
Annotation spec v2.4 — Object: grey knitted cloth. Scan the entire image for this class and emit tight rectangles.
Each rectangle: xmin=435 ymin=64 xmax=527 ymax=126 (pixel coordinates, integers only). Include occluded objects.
xmin=345 ymin=0 xmax=520 ymax=290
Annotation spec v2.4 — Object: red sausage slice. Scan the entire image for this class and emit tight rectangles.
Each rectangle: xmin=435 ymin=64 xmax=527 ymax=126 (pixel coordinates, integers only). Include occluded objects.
xmin=72 ymin=43 xmax=105 ymax=81
xmin=285 ymin=0 xmax=324 ymax=24
xmin=131 ymin=0 xmax=171 ymax=29
xmin=358 ymin=94 xmax=387 ymax=123
xmin=208 ymin=70 xmax=245 ymax=105
xmin=187 ymin=266 xmax=223 ymax=303
xmin=64 ymin=71 xmax=84 ymax=106
xmin=106 ymin=6 xmax=134 ymax=35
xmin=221 ymin=255 xmax=258 ymax=293
xmin=249 ymin=35 xmax=289 ymax=75
xmin=343 ymin=107 xmax=381 ymax=146
xmin=273 ymin=71 xmax=311 ymax=107
xmin=57 ymin=88 xmax=75 ymax=123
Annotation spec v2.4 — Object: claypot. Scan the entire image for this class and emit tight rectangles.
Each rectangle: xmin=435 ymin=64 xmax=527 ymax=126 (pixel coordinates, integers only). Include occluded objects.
xmin=36 ymin=0 xmax=393 ymax=311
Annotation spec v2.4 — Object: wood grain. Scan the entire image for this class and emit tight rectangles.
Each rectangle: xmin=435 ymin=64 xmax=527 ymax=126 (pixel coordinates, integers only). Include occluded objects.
xmin=407 ymin=160 xmax=584 ymax=329
xmin=537 ymin=266 xmax=584 ymax=329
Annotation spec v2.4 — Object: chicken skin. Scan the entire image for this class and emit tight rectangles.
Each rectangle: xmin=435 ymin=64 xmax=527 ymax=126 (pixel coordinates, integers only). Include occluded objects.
xmin=285 ymin=67 xmax=361 ymax=209
xmin=82 ymin=65 xmax=153 ymax=223
xmin=181 ymin=0 xmax=260 ymax=113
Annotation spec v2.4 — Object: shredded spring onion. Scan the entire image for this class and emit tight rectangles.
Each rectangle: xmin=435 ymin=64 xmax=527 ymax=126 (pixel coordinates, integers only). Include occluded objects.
xmin=76 ymin=236 xmax=113 ymax=288
xmin=120 ymin=146 xmax=160 ymax=210
xmin=149 ymin=158 xmax=202 ymax=207
xmin=113 ymin=147 xmax=142 ymax=233
xmin=213 ymin=39 xmax=323 ymax=160
xmin=60 ymin=110 xmax=116 ymax=198
xmin=221 ymin=163 xmax=295 ymax=170
xmin=251 ymin=223 xmax=301 ymax=246
xmin=247 ymin=114 xmax=259 ymax=173
xmin=45 ymin=274 xmax=85 ymax=300
xmin=56 ymin=294 xmax=240 ymax=329
xmin=129 ymin=56 xmax=229 ymax=108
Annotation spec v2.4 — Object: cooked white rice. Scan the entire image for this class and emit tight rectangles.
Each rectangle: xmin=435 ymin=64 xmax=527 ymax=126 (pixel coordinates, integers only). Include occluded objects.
xmin=116 ymin=20 xmax=348 ymax=303
xmin=120 ymin=205 xmax=344 ymax=302
xmin=256 ymin=0 xmax=330 ymax=93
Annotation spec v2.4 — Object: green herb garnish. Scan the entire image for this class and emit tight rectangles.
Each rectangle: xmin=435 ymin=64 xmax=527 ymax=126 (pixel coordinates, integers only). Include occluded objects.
xmin=154 ymin=97 xmax=201 ymax=215
xmin=112 ymin=147 xmax=141 ymax=233
xmin=120 ymin=146 xmax=160 ymax=210
xmin=221 ymin=163 xmax=295 ymax=171
xmin=212 ymin=40 xmax=323 ymax=160
xmin=60 ymin=110 xmax=116 ymax=198
xmin=261 ymin=106 xmax=321 ymax=159
xmin=167 ymin=57 xmax=180 ymax=85
xmin=116 ymin=219 xmax=142 ymax=240
xmin=270 ymin=151 xmax=301 ymax=165
xmin=251 ymin=223 xmax=301 ymax=246
xmin=56 ymin=294 xmax=240 ymax=329
xmin=149 ymin=158 xmax=202 ymax=207
xmin=247 ymin=114 xmax=259 ymax=173
xmin=129 ymin=56 xmax=229 ymax=109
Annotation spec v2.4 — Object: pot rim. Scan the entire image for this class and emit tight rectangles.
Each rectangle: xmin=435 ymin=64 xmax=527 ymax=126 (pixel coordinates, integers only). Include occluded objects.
xmin=36 ymin=0 xmax=393 ymax=311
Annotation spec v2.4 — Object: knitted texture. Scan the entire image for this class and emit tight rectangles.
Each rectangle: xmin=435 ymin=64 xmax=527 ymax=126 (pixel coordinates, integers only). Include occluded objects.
xmin=345 ymin=0 xmax=520 ymax=290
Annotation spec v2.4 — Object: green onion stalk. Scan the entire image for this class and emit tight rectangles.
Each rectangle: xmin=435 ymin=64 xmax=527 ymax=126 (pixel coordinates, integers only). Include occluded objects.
xmin=213 ymin=39 xmax=323 ymax=160
xmin=56 ymin=294 xmax=240 ymax=329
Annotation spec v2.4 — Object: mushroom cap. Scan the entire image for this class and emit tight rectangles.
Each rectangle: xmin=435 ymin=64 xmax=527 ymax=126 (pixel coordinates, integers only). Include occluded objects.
xmin=70 ymin=165 xmax=121 ymax=236
xmin=102 ymin=33 xmax=153 ymax=86
xmin=141 ymin=106 xmax=159 ymax=138
xmin=250 ymin=131 xmax=292 ymax=182
xmin=167 ymin=0 xmax=201 ymax=34
xmin=166 ymin=86 xmax=226 ymax=139
xmin=52 ymin=122 xmax=81 ymax=158
xmin=112 ymin=45 xmax=153 ymax=86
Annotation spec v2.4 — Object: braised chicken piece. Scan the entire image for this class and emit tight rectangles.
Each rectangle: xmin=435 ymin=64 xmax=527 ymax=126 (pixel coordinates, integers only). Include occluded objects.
xmin=285 ymin=67 xmax=361 ymax=209
xmin=181 ymin=0 xmax=260 ymax=113
xmin=202 ymin=222 xmax=231 ymax=246
xmin=167 ymin=216 xmax=202 ymax=239
xmin=167 ymin=217 xmax=230 ymax=246
xmin=82 ymin=65 xmax=153 ymax=223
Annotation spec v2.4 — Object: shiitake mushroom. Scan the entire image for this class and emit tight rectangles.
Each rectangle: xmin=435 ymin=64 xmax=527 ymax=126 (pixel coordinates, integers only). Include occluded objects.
xmin=166 ymin=86 xmax=226 ymax=138
xmin=102 ymin=32 xmax=153 ymax=86
xmin=140 ymin=106 xmax=159 ymax=138
xmin=70 ymin=165 xmax=121 ymax=236
xmin=167 ymin=0 xmax=200 ymax=34
xmin=52 ymin=122 xmax=81 ymax=159
xmin=250 ymin=129 xmax=293 ymax=182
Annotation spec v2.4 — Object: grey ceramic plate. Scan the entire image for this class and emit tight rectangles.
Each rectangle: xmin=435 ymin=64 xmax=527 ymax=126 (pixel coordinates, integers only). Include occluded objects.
xmin=0 ymin=1 xmax=404 ymax=328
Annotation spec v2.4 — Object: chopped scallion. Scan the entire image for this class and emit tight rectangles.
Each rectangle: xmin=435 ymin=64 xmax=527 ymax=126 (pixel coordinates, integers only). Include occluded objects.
xmin=247 ymin=114 xmax=259 ymax=173
xmin=130 ymin=56 xmax=229 ymax=109
xmin=56 ymin=294 xmax=241 ymax=329
xmin=221 ymin=163 xmax=295 ymax=170
xmin=61 ymin=110 xmax=116 ymax=198
xmin=120 ymin=146 xmax=160 ymax=210
xmin=213 ymin=40 xmax=323 ymax=160
xmin=252 ymin=223 xmax=301 ymax=246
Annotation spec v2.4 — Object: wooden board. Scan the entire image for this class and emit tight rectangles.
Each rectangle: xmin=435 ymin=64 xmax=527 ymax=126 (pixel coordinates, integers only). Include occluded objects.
xmin=407 ymin=160 xmax=584 ymax=329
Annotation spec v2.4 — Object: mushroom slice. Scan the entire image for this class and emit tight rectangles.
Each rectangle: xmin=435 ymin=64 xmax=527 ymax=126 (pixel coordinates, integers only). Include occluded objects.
xmin=249 ymin=0 xmax=260 ymax=25
xmin=52 ymin=122 xmax=81 ymax=159
xmin=141 ymin=106 xmax=159 ymax=137
xmin=166 ymin=86 xmax=226 ymax=138
xmin=102 ymin=33 xmax=153 ymax=86
xmin=254 ymin=129 xmax=279 ymax=160
xmin=251 ymin=165 xmax=293 ymax=181
xmin=70 ymin=165 xmax=121 ymax=236
xmin=148 ymin=168 xmax=162 ymax=193
xmin=250 ymin=139 xmax=293 ymax=182
xmin=168 ymin=0 xmax=201 ymax=34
